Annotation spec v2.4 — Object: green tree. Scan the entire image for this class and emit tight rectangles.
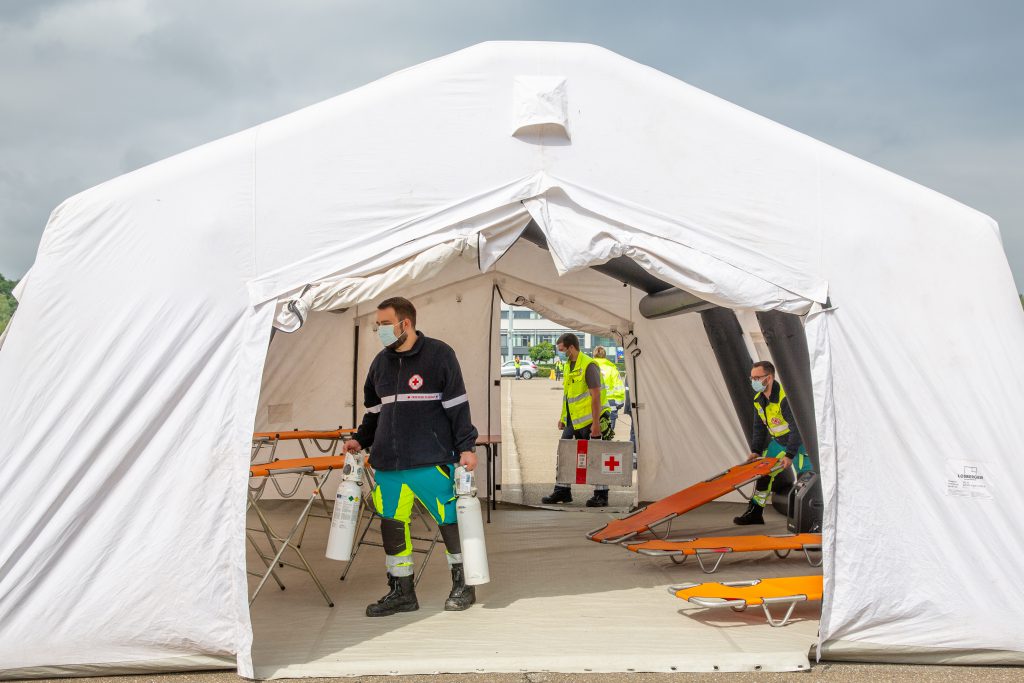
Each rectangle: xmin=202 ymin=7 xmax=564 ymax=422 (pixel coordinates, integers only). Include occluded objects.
xmin=529 ymin=340 xmax=555 ymax=362
xmin=0 ymin=296 xmax=10 ymax=333
xmin=0 ymin=273 xmax=18 ymax=335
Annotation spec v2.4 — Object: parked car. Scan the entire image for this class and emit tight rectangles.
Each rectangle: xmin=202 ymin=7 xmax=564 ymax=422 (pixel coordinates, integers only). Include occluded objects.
xmin=500 ymin=359 xmax=538 ymax=379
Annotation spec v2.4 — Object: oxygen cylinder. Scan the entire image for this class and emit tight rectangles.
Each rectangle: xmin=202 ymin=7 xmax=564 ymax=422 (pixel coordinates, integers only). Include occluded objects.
xmin=326 ymin=452 xmax=363 ymax=561
xmin=454 ymin=465 xmax=490 ymax=585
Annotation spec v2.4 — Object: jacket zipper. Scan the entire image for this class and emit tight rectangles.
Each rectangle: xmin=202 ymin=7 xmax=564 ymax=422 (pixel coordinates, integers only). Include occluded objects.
xmin=392 ymin=357 xmax=402 ymax=466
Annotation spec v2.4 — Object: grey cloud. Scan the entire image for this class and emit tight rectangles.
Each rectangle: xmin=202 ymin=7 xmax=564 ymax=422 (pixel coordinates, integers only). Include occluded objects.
xmin=1 ymin=0 xmax=1021 ymax=289
xmin=0 ymin=0 xmax=77 ymax=27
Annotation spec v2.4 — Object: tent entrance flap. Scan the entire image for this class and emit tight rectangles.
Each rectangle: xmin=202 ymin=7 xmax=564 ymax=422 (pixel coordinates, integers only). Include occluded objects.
xmin=523 ymin=187 xmax=825 ymax=314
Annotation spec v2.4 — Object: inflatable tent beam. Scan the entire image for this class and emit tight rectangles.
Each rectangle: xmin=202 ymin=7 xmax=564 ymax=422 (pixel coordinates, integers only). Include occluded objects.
xmin=700 ymin=307 xmax=756 ymax=444
xmin=754 ymin=311 xmax=819 ymax=473
xmin=518 ymin=221 xmax=760 ymax=447
xmin=637 ymin=287 xmax=716 ymax=317
xmin=519 ymin=220 xmax=674 ymax=295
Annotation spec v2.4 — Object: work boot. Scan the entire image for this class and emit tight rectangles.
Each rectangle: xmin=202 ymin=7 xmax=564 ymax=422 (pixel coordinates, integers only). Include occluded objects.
xmin=366 ymin=573 xmax=418 ymax=617
xmin=733 ymin=500 xmax=765 ymax=525
xmin=541 ymin=486 xmax=572 ymax=504
xmin=585 ymin=489 xmax=610 ymax=508
xmin=444 ymin=563 xmax=476 ymax=611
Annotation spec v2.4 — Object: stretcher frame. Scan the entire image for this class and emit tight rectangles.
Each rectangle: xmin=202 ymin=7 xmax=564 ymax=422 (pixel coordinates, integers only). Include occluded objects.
xmin=628 ymin=533 xmax=822 ymax=574
xmin=251 ymin=427 xmax=355 ymax=467
xmin=667 ymin=577 xmax=822 ymax=627
xmin=249 ymin=429 xmax=355 ymax=546
xmin=587 ymin=459 xmax=783 ymax=544
xmin=247 ymin=457 xmax=350 ymax=607
xmin=338 ymin=465 xmax=442 ymax=588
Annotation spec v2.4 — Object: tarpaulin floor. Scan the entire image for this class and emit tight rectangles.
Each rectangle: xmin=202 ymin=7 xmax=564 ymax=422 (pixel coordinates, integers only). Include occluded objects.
xmin=248 ymin=501 xmax=819 ymax=678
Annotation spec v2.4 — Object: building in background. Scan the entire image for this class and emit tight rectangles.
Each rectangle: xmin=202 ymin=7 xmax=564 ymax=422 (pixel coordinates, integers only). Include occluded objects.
xmin=500 ymin=304 xmax=618 ymax=362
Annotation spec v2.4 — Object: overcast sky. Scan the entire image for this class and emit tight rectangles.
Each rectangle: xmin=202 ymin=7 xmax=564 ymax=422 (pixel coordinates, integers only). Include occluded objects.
xmin=2 ymin=0 xmax=1022 ymax=290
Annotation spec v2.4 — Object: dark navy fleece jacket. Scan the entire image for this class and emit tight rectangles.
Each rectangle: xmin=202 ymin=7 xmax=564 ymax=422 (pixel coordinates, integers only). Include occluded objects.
xmin=354 ymin=331 xmax=478 ymax=471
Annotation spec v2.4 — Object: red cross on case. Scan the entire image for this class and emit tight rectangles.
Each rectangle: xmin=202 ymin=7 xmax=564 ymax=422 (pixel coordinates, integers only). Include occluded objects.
xmin=575 ymin=440 xmax=589 ymax=484
xmin=603 ymin=455 xmax=620 ymax=473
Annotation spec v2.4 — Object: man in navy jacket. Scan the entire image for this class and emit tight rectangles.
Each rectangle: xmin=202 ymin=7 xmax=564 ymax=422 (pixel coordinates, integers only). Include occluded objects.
xmin=344 ymin=296 xmax=480 ymax=616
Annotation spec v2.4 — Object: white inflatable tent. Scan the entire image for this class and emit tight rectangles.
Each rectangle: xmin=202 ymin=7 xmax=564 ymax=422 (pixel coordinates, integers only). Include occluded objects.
xmin=1 ymin=41 xmax=1023 ymax=678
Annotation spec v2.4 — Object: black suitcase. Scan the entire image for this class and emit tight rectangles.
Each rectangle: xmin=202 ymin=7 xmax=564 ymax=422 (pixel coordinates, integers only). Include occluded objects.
xmin=787 ymin=471 xmax=824 ymax=533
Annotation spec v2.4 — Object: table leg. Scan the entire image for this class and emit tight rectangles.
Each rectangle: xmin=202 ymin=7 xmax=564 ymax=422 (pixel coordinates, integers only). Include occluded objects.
xmin=491 ymin=443 xmax=499 ymax=512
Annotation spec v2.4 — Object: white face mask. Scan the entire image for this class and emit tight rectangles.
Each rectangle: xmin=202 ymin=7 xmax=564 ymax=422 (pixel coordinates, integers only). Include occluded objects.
xmin=751 ymin=378 xmax=766 ymax=393
xmin=377 ymin=320 xmax=407 ymax=349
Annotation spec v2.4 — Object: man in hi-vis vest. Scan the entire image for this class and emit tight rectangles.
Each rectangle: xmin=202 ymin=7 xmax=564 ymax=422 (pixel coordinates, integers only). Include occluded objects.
xmin=734 ymin=360 xmax=813 ymax=525
xmin=541 ymin=333 xmax=614 ymax=508
xmin=592 ymin=346 xmax=626 ymax=432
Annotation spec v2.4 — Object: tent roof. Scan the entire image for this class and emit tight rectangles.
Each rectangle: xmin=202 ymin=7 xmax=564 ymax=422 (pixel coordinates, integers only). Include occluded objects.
xmin=46 ymin=41 xmax=996 ymax=313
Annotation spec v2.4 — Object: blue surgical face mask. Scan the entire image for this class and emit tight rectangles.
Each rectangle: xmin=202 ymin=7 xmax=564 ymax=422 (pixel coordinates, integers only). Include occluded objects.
xmin=377 ymin=321 xmax=406 ymax=349
xmin=751 ymin=378 xmax=766 ymax=393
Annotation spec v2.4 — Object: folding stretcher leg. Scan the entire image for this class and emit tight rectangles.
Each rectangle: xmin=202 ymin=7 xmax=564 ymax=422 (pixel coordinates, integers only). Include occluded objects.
xmin=250 ymin=438 xmax=279 ymax=464
xmin=759 ymin=595 xmax=808 ymax=627
xmin=247 ymin=470 xmax=336 ymax=607
xmin=247 ymin=478 xmax=284 ymax=569
xmin=246 ymin=530 xmax=286 ymax=591
xmin=295 ymin=471 xmax=337 ymax=548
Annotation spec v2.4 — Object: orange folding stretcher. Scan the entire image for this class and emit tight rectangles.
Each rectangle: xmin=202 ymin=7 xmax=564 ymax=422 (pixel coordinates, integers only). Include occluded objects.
xmin=626 ymin=533 xmax=822 ymax=574
xmin=247 ymin=455 xmax=351 ymax=607
xmin=251 ymin=427 xmax=356 ymax=464
xmin=587 ymin=459 xmax=783 ymax=544
xmin=669 ymin=576 xmax=823 ymax=627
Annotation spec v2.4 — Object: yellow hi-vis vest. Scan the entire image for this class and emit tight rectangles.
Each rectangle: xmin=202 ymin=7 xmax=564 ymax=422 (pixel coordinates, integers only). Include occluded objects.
xmin=754 ymin=382 xmax=792 ymax=438
xmin=561 ymin=353 xmax=609 ymax=429
xmin=593 ymin=357 xmax=626 ymax=407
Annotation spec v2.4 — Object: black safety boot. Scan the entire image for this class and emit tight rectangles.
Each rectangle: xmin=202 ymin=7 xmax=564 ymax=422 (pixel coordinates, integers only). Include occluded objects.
xmin=733 ymin=499 xmax=765 ymax=525
xmin=444 ymin=563 xmax=476 ymax=611
xmin=585 ymin=489 xmax=610 ymax=507
xmin=541 ymin=486 xmax=573 ymax=504
xmin=366 ymin=573 xmax=418 ymax=617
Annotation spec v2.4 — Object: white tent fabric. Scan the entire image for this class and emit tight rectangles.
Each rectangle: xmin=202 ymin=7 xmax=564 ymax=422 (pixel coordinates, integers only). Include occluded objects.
xmin=1 ymin=41 xmax=1023 ymax=678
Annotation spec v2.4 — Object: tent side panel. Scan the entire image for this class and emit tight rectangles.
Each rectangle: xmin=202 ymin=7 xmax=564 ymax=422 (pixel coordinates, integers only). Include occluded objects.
xmin=633 ymin=312 xmax=750 ymax=502
xmin=815 ymin=153 xmax=1024 ymax=657
xmin=0 ymin=131 xmax=264 ymax=675
xmin=253 ymin=309 xmax=356 ymax=499
xmin=257 ymin=310 xmax=357 ymax=438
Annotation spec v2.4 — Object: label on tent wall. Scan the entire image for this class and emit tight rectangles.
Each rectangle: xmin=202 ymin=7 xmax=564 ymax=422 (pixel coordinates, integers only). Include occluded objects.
xmin=267 ymin=403 xmax=294 ymax=424
xmin=944 ymin=459 xmax=993 ymax=501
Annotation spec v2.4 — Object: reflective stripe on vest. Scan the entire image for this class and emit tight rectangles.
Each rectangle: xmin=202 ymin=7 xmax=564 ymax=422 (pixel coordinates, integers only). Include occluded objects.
xmin=560 ymin=352 xmax=609 ymax=428
xmin=754 ymin=383 xmax=791 ymax=437
xmin=593 ymin=357 xmax=626 ymax=405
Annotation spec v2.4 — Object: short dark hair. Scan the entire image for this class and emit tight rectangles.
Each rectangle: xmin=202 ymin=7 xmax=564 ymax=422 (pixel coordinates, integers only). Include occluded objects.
xmin=556 ymin=332 xmax=580 ymax=351
xmin=377 ymin=297 xmax=417 ymax=327
xmin=752 ymin=360 xmax=775 ymax=375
